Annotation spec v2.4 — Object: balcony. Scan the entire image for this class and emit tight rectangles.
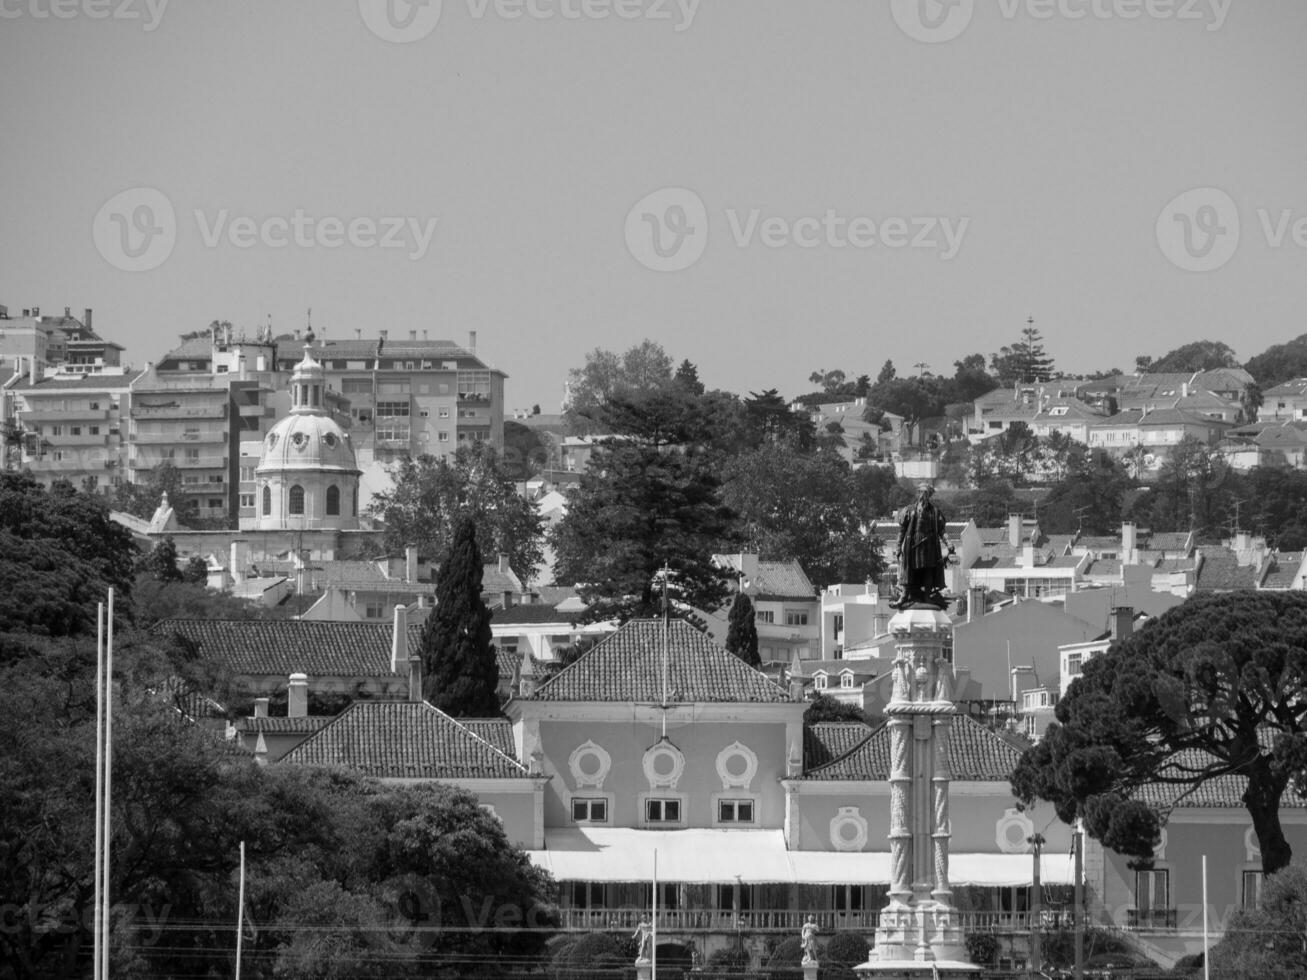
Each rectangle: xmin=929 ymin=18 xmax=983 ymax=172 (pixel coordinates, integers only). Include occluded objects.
xmin=133 ymin=431 xmax=226 ymax=445
xmin=1126 ymin=908 xmax=1177 ymax=930
xmin=132 ymin=454 xmax=227 ymax=470
xmin=558 ymin=908 xmax=1060 ymax=935
xmin=21 ymin=408 xmax=111 ymax=422
xmin=132 ymin=404 xmax=227 ymax=419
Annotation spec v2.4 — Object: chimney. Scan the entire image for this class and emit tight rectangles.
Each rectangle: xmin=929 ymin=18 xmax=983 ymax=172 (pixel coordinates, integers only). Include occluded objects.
xmin=518 ymin=650 xmax=538 ymax=698
xmin=498 ymin=552 xmax=508 ymax=574
xmin=287 ymin=673 xmax=308 ymax=718
xmin=391 ymin=603 xmax=409 ymax=672
xmin=468 ymin=330 xmax=477 ymax=351
xmin=739 ymin=553 xmax=760 ymax=584
xmin=408 ymin=654 xmax=423 ymax=702
xmin=355 ymin=328 xmax=362 ymax=340
xmin=1112 ymin=606 xmax=1134 ymax=641
xmin=503 ymin=590 xmax=514 ymax=609
xmin=405 ymin=545 xmax=418 ymax=584
xmin=789 ymin=676 xmax=804 ymax=701
xmin=29 ymin=357 xmax=37 ymax=386
xmin=230 ymin=540 xmax=247 ymax=585
xmin=64 ymin=306 xmax=70 ymax=317
xmin=967 ymin=586 xmax=986 ymax=623
xmin=1121 ymin=522 xmax=1137 ymax=564
xmin=1008 ymin=514 xmax=1022 ymax=548
xmin=1022 ymin=543 xmax=1036 ymax=569
xmin=253 ymin=697 xmax=269 ymax=718
xmin=409 ymin=330 xmax=417 ymax=341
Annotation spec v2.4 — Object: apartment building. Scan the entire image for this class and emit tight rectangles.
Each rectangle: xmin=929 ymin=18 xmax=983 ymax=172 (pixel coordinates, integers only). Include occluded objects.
xmin=0 ymin=304 xmax=104 ymax=370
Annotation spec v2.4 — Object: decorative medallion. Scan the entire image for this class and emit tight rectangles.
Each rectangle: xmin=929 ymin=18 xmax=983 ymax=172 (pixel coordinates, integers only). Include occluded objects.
xmin=568 ymin=740 xmax=611 ymax=789
xmin=642 ymin=738 xmax=685 ymax=789
xmin=323 ymin=432 xmax=338 ymax=449
xmin=291 ymin=431 xmax=309 ymax=451
xmin=996 ymin=807 xmax=1035 ymax=854
xmin=830 ymin=806 xmax=868 ymax=852
xmin=266 ymin=431 xmax=278 ymax=449
xmin=715 ymin=741 xmax=758 ymax=790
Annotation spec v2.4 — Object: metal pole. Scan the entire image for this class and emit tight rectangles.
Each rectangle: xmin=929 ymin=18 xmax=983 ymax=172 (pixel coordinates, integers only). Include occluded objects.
xmin=1202 ymin=855 xmax=1210 ymax=980
xmin=1029 ymin=833 xmax=1044 ymax=979
xmin=651 ymin=849 xmax=658 ymax=980
xmin=93 ymin=602 xmax=104 ymax=980
xmin=102 ymin=588 xmax=114 ymax=980
xmin=235 ymin=841 xmax=246 ymax=980
xmin=1074 ymin=823 xmax=1084 ymax=980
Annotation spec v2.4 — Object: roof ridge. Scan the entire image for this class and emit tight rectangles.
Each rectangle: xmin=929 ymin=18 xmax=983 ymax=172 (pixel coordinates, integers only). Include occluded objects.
xmin=804 ymin=722 xmax=881 ymax=776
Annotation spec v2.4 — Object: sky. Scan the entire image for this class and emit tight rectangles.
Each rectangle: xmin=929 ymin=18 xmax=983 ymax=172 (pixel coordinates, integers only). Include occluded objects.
xmin=2 ymin=0 xmax=1306 ymax=413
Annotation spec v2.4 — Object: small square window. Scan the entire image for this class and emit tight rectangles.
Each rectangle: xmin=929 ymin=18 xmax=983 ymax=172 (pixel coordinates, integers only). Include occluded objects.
xmin=645 ymin=799 xmax=680 ymax=823
xmin=718 ymin=799 xmax=754 ymax=823
xmin=572 ymin=798 xmax=608 ymax=823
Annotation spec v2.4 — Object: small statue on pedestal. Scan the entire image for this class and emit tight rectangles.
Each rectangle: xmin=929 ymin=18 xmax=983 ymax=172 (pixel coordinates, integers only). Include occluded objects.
xmin=892 ymin=485 xmax=955 ymax=610
xmin=800 ymin=914 xmax=819 ymax=964
xmin=633 ymin=916 xmax=653 ymax=963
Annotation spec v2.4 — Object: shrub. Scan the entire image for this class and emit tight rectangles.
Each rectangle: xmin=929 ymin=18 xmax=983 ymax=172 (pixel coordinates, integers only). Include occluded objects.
xmin=821 ymin=931 xmax=870 ymax=979
xmin=706 ymin=946 xmax=751 ymax=974
xmin=964 ymin=932 xmax=999 ymax=967
xmin=766 ymin=936 xmax=806 ymax=980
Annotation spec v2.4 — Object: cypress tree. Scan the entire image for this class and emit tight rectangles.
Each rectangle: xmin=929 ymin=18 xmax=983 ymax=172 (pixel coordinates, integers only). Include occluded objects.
xmin=420 ymin=516 xmax=499 ymax=716
xmin=725 ymin=592 xmax=761 ymax=668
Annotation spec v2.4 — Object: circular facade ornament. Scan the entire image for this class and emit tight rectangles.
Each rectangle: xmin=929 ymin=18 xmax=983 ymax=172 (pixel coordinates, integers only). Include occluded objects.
xmin=323 ymin=432 xmax=338 ymax=449
xmin=568 ymin=740 xmax=611 ymax=789
xmin=715 ymin=741 xmax=758 ymax=790
xmin=1155 ymin=827 xmax=1169 ymax=861
xmin=292 ymin=431 xmax=309 ymax=451
xmin=996 ymin=807 xmax=1035 ymax=854
xmin=830 ymin=806 xmax=868 ymax=852
xmin=642 ymin=739 xmax=686 ymax=789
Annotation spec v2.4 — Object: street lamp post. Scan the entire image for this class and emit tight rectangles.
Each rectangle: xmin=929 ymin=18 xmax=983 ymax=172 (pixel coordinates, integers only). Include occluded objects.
xmin=1029 ymin=832 xmax=1045 ymax=979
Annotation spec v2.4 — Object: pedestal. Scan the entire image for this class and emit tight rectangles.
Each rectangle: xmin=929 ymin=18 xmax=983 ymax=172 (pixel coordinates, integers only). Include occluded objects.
xmin=635 ymin=960 xmax=652 ymax=980
xmin=856 ymin=605 xmax=978 ymax=979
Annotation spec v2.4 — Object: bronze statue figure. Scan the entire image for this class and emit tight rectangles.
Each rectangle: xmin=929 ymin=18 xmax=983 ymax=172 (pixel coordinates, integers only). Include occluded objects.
xmin=893 ymin=485 xmax=954 ymax=610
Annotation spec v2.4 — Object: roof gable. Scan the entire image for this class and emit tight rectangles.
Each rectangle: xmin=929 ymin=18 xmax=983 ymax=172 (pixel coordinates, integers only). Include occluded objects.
xmin=805 ymin=714 xmax=1021 ymax=781
xmin=527 ymin=619 xmax=793 ymax=703
xmin=279 ymin=700 xmax=527 ymax=779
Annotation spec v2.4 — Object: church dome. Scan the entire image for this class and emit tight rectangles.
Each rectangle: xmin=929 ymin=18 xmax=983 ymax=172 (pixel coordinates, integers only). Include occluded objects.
xmin=252 ymin=347 xmax=362 ymax=532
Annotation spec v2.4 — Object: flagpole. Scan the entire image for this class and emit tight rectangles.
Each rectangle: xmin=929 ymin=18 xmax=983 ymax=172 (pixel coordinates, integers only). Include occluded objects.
xmin=1202 ymin=854 xmax=1209 ymax=980
xmin=93 ymin=601 xmax=105 ymax=980
xmin=101 ymin=587 xmax=114 ymax=980
xmin=651 ymin=849 xmax=658 ymax=980
xmin=235 ymin=841 xmax=246 ymax=980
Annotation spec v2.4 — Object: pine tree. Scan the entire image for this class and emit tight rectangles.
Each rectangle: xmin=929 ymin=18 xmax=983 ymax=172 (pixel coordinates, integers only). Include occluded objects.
xmin=992 ymin=318 xmax=1056 ymax=384
xmin=724 ymin=592 xmax=760 ymax=668
xmin=419 ymin=516 xmax=499 ymax=716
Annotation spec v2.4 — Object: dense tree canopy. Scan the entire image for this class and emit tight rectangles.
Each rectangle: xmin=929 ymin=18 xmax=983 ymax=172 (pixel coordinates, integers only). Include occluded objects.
xmin=1144 ymin=339 xmax=1240 ymax=373
xmin=1245 ymin=333 xmax=1307 ymax=387
xmin=991 ymin=321 xmax=1056 ymax=385
xmin=564 ymin=339 xmax=675 ymax=432
xmin=1012 ymin=592 xmax=1307 ymax=874
xmin=369 ymin=443 xmax=544 ymax=584
xmin=550 ymin=442 xmax=739 ymax=624
xmin=1210 ymin=863 xmax=1307 ymax=979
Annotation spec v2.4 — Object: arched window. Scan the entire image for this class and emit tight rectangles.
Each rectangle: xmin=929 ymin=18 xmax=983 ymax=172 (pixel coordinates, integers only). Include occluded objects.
xmin=326 ymin=485 xmax=340 ymax=516
xmin=262 ymin=485 xmax=271 ymax=516
xmin=288 ymin=485 xmax=305 ymax=515
xmin=352 ymin=487 xmax=358 ymax=516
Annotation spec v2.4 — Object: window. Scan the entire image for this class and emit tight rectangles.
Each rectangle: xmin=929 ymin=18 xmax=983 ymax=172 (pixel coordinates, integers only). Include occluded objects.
xmin=438 ymin=408 xmax=450 ymax=419
xmin=833 ymin=613 xmax=844 ymax=636
xmin=438 ymin=432 xmax=450 ymax=442
xmin=288 ymin=485 xmax=305 ymax=515
xmin=814 ymin=674 xmax=828 ymax=690
xmin=756 ymin=610 xmax=775 ymax=624
xmin=262 ymin=486 xmax=271 ymax=515
xmin=1133 ymin=869 xmax=1171 ymax=928
xmin=786 ymin=611 xmax=809 ymax=626
xmin=207 ymin=497 xmax=223 ymax=509
xmin=717 ymin=799 xmax=754 ymax=823
xmin=375 ymin=400 xmax=411 ymax=417
xmin=715 ymin=883 xmax=751 ymax=913
xmin=326 ymin=485 xmax=340 ymax=516
xmin=50 ymin=425 xmax=62 ymax=436
xmin=365 ymin=602 xmax=384 ymax=619
xmin=1242 ymin=871 xmax=1265 ymax=909
xmin=185 ymin=448 xmax=200 ymax=461
xmin=239 ymin=493 xmax=255 ymax=508
xmin=352 ymin=488 xmax=358 ymax=516
xmin=840 ymin=672 xmax=854 ymax=689
xmin=342 ymin=378 xmax=372 ymax=394
xmin=571 ymin=798 xmax=609 ymax=823
xmin=645 ymin=798 xmax=681 ymax=823
xmin=89 ymin=401 xmax=100 ymax=410
xmin=569 ymin=882 xmax=605 ymax=909
xmin=419 ymin=408 xmax=430 ymax=417
xmin=89 ymin=426 xmax=100 ymax=435
xmin=1066 ymin=653 xmax=1083 ymax=677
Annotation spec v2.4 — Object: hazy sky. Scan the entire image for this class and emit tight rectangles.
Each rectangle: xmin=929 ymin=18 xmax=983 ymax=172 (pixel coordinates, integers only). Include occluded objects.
xmin=3 ymin=0 xmax=1306 ymax=411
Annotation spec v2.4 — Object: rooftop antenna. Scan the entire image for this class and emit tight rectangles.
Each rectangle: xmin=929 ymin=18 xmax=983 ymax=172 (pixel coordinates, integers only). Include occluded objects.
xmin=660 ymin=563 xmax=671 ymax=733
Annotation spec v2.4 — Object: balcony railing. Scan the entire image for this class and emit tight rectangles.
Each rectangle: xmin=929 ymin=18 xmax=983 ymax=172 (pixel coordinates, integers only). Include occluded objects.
xmin=132 ymin=405 xmax=227 ymax=419
xmin=20 ymin=408 xmax=111 ymax=422
xmin=556 ymin=908 xmax=1059 ymax=935
xmin=1126 ymin=908 xmax=1177 ymax=930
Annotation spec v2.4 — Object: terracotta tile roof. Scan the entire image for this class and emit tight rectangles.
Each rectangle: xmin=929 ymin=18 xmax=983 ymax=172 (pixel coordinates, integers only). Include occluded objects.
xmin=495 ymin=646 xmax=523 ymax=678
xmin=1194 ymin=547 xmax=1259 ymax=592
xmin=1084 ymin=559 xmax=1122 ymax=577
xmin=154 ymin=619 xmax=421 ymax=677
xmin=317 ymin=559 xmax=389 ymax=584
xmin=715 ymin=556 xmax=817 ymax=600
xmin=481 ymin=564 xmax=525 ymax=595
xmin=1259 ymin=553 xmax=1303 ymax=590
xmin=1147 ymin=532 xmax=1193 ymax=552
xmin=239 ymin=716 xmax=335 ymax=735
xmin=791 ymin=659 xmax=882 ymax=679
xmin=526 ymin=619 xmax=794 ymax=703
xmin=159 ymin=336 xmax=214 ymax=361
xmin=1136 ymin=748 xmax=1307 ymax=808
xmin=461 ymin=718 xmax=517 ymax=759
xmin=804 ymin=722 xmax=874 ymax=771
xmin=279 ymin=700 xmax=527 ymax=779
xmin=805 ymin=715 xmax=1022 ymax=781
xmin=1264 ymin=378 xmax=1307 ymax=397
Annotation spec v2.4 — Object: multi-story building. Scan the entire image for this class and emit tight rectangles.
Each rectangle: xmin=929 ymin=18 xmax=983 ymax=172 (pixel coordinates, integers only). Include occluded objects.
xmin=1263 ymin=378 xmax=1307 ymax=421
xmin=0 ymin=305 xmax=103 ymax=371
xmin=2 ymin=367 xmax=137 ymax=491
xmin=272 ymin=330 xmax=506 ymax=468
xmin=129 ymin=367 xmax=236 ymax=522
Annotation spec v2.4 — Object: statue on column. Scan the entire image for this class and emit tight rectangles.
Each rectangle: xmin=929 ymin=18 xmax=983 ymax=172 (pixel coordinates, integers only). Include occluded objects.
xmin=633 ymin=916 xmax=653 ymax=962
xmin=892 ymin=485 xmax=954 ymax=610
xmin=800 ymin=915 xmax=819 ymax=964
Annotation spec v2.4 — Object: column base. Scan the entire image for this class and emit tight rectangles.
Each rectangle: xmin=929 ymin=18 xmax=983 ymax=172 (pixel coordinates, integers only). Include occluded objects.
xmin=853 ymin=958 xmax=980 ymax=979
xmin=866 ymin=902 xmax=974 ymax=971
